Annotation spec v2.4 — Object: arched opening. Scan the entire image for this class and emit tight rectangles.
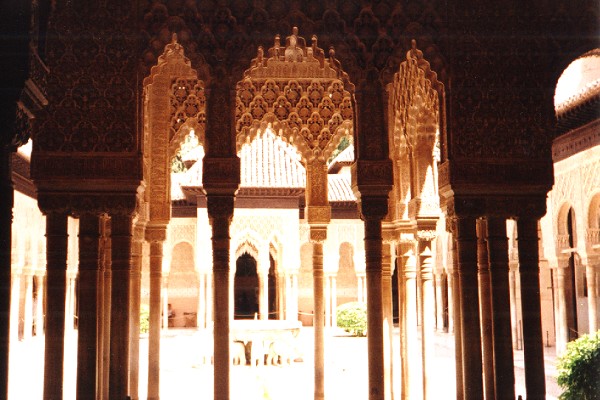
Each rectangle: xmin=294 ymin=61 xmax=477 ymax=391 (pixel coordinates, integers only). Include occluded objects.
xmin=566 ymin=207 xmax=579 ymax=340
xmin=235 ymin=253 xmax=259 ymax=319
xmin=168 ymin=242 xmax=198 ymax=327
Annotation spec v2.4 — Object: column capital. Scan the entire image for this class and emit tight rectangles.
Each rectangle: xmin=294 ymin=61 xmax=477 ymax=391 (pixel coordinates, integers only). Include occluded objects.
xmin=358 ymin=195 xmax=389 ymax=221
xmin=306 ymin=205 xmax=331 ymax=225
xmin=351 ymin=159 xmax=393 ymax=200
xmin=145 ymin=224 xmax=167 ymax=243
xmin=309 ymin=226 xmax=327 ymax=243
xmin=202 ymin=157 xmax=240 ymax=196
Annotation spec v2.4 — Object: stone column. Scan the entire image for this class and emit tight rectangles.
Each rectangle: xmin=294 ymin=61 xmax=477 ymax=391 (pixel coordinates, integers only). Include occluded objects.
xmin=517 ymin=217 xmax=546 ymax=400
xmin=0 ymin=148 xmax=14 ymax=398
xmin=358 ymin=274 xmax=364 ymax=303
xmin=145 ymin=224 xmax=166 ymax=400
xmin=207 ymin=195 xmax=235 ymax=400
xmin=509 ymin=262 xmax=520 ymax=350
xmin=447 ymin=228 xmax=464 ymax=400
xmin=585 ymin=264 xmax=597 ymax=332
xmin=381 ymin=240 xmax=393 ymax=400
xmin=311 ymin=228 xmax=326 ymax=400
xmin=76 ymin=213 xmax=101 ymax=400
xmin=109 ymin=212 xmax=134 ymax=399
xmin=402 ymin=247 xmax=419 ymax=400
xmin=455 ymin=216 xmax=483 ymax=400
xmin=129 ymin=222 xmax=145 ymax=400
xmin=99 ymin=217 xmax=111 ymax=400
xmin=42 ymin=212 xmax=68 ymax=400
xmin=486 ymin=217 xmax=515 ymax=399
xmin=362 ymin=200 xmax=387 ymax=400
xmin=476 ymin=219 xmax=494 ymax=400
xmin=447 ymin=272 xmax=454 ymax=334
xmin=22 ymin=272 xmax=33 ymax=340
xmin=418 ymin=235 xmax=435 ymax=400
xmin=555 ymin=261 xmax=568 ymax=354
xmin=34 ymin=274 xmax=44 ymax=336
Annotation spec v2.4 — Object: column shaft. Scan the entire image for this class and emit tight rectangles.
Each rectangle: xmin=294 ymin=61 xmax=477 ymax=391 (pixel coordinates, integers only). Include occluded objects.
xmin=0 ymin=149 xmax=13 ymax=399
xmin=109 ymin=214 xmax=133 ymax=399
xmin=129 ymin=230 xmax=143 ymax=400
xmin=76 ymin=214 xmax=101 ymax=400
xmin=487 ymin=217 xmax=515 ymax=400
xmin=455 ymin=217 xmax=483 ymax=400
xmin=450 ymin=234 xmax=464 ymax=400
xmin=555 ymin=264 xmax=568 ymax=354
xmin=34 ymin=275 xmax=44 ymax=335
xmin=381 ymin=242 xmax=393 ymax=400
xmin=419 ymin=240 xmax=435 ymax=400
xmin=43 ymin=213 xmax=68 ymax=400
xmin=435 ymin=273 xmax=445 ymax=332
xmin=147 ymin=237 xmax=164 ymax=400
xmin=403 ymin=248 xmax=419 ymax=400
xmin=313 ymin=240 xmax=325 ymax=400
xmin=99 ymin=221 xmax=111 ymax=400
xmin=517 ymin=217 xmax=546 ymax=400
xmin=476 ymin=219 xmax=495 ymax=400
xmin=365 ymin=218 xmax=385 ymax=400
xmin=211 ymin=213 xmax=232 ymax=400
xmin=23 ymin=273 xmax=33 ymax=340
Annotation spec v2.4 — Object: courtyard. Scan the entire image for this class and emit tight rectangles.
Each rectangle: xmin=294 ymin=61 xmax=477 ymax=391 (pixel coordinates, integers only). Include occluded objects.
xmin=8 ymin=327 xmax=562 ymax=399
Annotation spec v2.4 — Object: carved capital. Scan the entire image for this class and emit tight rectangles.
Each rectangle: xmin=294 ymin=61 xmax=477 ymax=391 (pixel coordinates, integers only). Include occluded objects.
xmin=351 ymin=159 xmax=393 ymax=198
xmin=306 ymin=205 xmax=331 ymax=225
xmin=359 ymin=196 xmax=389 ymax=220
xmin=417 ymin=230 xmax=437 ymax=242
xmin=309 ymin=226 xmax=327 ymax=243
xmin=145 ymin=224 xmax=167 ymax=243
xmin=206 ymin=195 xmax=235 ymax=222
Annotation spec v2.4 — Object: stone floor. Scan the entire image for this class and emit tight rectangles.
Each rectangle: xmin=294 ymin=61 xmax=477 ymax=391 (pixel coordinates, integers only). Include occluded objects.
xmin=8 ymin=327 xmax=562 ymax=399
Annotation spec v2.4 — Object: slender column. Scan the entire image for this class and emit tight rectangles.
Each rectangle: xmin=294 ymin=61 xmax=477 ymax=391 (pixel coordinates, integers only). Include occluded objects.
xmin=358 ymin=275 xmax=364 ymax=303
xmin=259 ymin=249 xmax=269 ymax=320
xmin=109 ymin=213 xmax=133 ymax=399
xmin=129 ymin=223 xmax=144 ymax=400
xmin=435 ymin=273 xmax=444 ymax=332
xmin=364 ymin=216 xmax=385 ymax=400
xmin=99 ymin=219 xmax=111 ymax=400
xmin=397 ymin=245 xmax=407 ymax=400
xmin=381 ymin=241 xmax=393 ymax=400
xmin=585 ymin=264 xmax=597 ymax=332
xmin=419 ymin=239 xmax=435 ymax=400
xmin=403 ymin=248 xmax=419 ymax=400
xmin=509 ymin=263 xmax=520 ymax=350
xmin=285 ymin=274 xmax=292 ymax=321
xmin=555 ymin=263 xmax=568 ymax=354
xmin=42 ymin=212 xmax=68 ymax=400
xmin=449 ymin=231 xmax=464 ymax=400
xmin=0 ymin=149 xmax=14 ymax=399
xmin=146 ymin=225 xmax=166 ymax=400
xmin=22 ymin=272 xmax=33 ymax=340
xmin=476 ymin=219 xmax=494 ymax=400
xmin=34 ymin=274 xmax=44 ymax=336
xmin=207 ymin=195 xmax=234 ymax=400
xmin=311 ymin=232 xmax=326 ymax=400
xmin=455 ymin=216 xmax=483 ymax=400
xmin=76 ymin=213 xmax=101 ymax=400
xmin=486 ymin=217 xmax=515 ymax=400
xmin=517 ymin=217 xmax=546 ymax=400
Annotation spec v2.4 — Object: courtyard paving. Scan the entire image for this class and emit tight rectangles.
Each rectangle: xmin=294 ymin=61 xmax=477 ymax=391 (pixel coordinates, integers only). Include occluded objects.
xmin=8 ymin=327 xmax=562 ymax=399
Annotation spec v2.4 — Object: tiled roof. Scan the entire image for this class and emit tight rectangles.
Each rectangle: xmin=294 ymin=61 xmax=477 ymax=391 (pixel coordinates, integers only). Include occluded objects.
xmin=327 ymin=173 xmax=356 ymax=202
xmin=328 ymin=143 xmax=355 ymax=173
xmin=172 ymin=131 xmax=357 ymax=203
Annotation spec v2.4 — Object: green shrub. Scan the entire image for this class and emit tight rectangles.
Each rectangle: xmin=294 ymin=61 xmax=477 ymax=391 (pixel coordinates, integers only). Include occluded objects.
xmin=336 ymin=301 xmax=367 ymax=337
xmin=139 ymin=304 xmax=150 ymax=334
xmin=557 ymin=330 xmax=600 ymax=400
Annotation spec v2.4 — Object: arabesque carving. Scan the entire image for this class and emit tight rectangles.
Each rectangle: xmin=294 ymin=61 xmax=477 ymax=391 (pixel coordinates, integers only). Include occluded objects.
xmin=235 ymin=28 xmax=355 ymax=164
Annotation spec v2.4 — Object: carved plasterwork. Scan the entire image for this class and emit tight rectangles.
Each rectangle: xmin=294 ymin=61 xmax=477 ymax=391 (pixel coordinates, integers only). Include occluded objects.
xmin=389 ymin=41 xmax=442 ymax=223
xmin=235 ymin=28 xmax=355 ymax=164
xmin=144 ymin=35 xmax=208 ymax=223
